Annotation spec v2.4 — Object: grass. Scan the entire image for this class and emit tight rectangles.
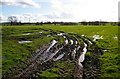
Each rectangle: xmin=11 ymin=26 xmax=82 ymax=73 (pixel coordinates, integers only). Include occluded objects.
xmin=39 ymin=60 xmax=75 ymax=78
xmin=2 ymin=26 xmax=54 ymax=75
xmin=2 ymin=25 xmax=119 ymax=78
xmin=40 ymin=25 xmax=119 ymax=78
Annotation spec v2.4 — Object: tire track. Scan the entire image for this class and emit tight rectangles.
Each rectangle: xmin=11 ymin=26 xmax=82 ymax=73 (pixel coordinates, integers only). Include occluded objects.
xmin=3 ymin=29 xmax=103 ymax=79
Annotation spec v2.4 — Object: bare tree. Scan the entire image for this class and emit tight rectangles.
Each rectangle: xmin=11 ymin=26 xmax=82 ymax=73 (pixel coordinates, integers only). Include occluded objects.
xmin=8 ymin=16 xmax=18 ymax=25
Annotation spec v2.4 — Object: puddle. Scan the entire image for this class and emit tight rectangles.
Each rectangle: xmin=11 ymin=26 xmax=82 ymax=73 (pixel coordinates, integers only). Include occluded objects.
xmin=81 ymin=34 xmax=85 ymax=37
xmin=57 ymin=33 xmax=66 ymax=36
xmin=73 ymin=48 xmax=77 ymax=54
xmin=72 ymin=48 xmax=77 ymax=59
xmin=18 ymin=41 xmax=32 ymax=44
xmin=39 ymin=32 xmax=43 ymax=33
xmin=77 ymin=45 xmax=81 ymax=51
xmin=47 ymin=34 xmax=51 ymax=37
xmin=78 ymin=43 xmax=87 ymax=67
xmin=70 ymin=39 xmax=74 ymax=45
xmin=93 ymin=35 xmax=103 ymax=41
xmin=113 ymin=36 xmax=118 ymax=39
xmin=45 ymin=46 xmax=63 ymax=62
xmin=53 ymin=53 xmax=65 ymax=61
xmin=65 ymin=39 xmax=68 ymax=44
xmin=75 ymin=41 xmax=78 ymax=44
xmin=103 ymin=50 xmax=107 ymax=52
xmin=88 ymin=40 xmax=93 ymax=44
xmin=63 ymin=36 xmax=66 ymax=38
xmin=22 ymin=33 xmax=31 ymax=35
xmin=46 ymin=40 xmax=57 ymax=52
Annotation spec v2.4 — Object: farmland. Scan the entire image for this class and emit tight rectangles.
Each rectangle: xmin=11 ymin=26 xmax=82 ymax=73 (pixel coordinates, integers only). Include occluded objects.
xmin=2 ymin=25 xmax=119 ymax=78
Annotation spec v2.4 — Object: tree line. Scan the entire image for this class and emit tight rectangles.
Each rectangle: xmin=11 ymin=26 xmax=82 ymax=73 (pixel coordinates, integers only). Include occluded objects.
xmin=1 ymin=21 xmax=119 ymax=26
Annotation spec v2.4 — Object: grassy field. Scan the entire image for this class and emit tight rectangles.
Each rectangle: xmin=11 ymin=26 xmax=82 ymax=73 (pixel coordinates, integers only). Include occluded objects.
xmin=2 ymin=25 xmax=119 ymax=78
xmin=39 ymin=25 xmax=119 ymax=78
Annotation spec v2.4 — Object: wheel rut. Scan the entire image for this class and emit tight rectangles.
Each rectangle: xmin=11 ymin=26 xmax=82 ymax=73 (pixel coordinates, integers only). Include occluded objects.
xmin=3 ymin=29 xmax=103 ymax=79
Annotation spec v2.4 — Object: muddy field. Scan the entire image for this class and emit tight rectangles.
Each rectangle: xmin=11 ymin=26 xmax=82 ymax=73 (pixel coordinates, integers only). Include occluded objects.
xmin=2 ymin=25 xmax=119 ymax=79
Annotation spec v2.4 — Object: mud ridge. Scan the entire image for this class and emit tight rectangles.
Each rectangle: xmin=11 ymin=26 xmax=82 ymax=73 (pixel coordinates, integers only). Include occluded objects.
xmin=3 ymin=29 xmax=103 ymax=79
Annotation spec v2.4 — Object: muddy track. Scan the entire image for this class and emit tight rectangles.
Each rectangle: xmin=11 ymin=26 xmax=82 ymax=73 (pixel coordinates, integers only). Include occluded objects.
xmin=3 ymin=29 xmax=103 ymax=79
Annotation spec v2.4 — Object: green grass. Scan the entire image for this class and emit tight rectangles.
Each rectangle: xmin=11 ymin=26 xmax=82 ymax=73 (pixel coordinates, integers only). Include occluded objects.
xmin=2 ymin=25 xmax=119 ymax=78
xmin=42 ymin=25 xmax=119 ymax=78
xmin=40 ymin=68 xmax=60 ymax=77
xmin=39 ymin=60 xmax=75 ymax=78
xmin=2 ymin=26 xmax=54 ymax=75
xmin=0 ymin=26 xmax=2 ymax=79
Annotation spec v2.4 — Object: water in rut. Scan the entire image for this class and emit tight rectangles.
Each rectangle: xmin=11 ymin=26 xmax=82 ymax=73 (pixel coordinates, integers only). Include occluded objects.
xmin=3 ymin=29 xmax=103 ymax=79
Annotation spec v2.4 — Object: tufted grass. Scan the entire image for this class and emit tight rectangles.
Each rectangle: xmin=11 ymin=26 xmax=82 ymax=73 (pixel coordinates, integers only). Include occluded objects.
xmin=2 ymin=25 xmax=119 ymax=78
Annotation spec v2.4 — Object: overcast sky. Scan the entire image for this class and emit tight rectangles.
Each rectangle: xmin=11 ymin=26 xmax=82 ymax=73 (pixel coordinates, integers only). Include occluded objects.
xmin=0 ymin=0 xmax=119 ymax=22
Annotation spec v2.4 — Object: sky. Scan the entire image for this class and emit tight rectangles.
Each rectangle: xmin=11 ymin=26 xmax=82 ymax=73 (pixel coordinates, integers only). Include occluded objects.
xmin=0 ymin=0 xmax=119 ymax=22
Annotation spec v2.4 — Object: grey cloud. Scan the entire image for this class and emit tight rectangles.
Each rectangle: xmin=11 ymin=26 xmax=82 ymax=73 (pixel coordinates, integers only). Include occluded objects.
xmin=0 ymin=0 xmax=40 ymax=8
xmin=18 ymin=2 xmax=35 ymax=7
xmin=60 ymin=12 xmax=73 ymax=18
xmin=45 ymin=12 xmax=73 ymax=19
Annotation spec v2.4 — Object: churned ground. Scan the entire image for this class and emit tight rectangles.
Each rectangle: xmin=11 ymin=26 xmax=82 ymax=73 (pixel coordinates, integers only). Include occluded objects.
xmin=2 ymin=25 xmax=119 ymax=78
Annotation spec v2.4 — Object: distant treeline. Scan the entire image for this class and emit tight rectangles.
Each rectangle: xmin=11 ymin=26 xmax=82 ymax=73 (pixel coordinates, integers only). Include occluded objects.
xmin=1 ymin=21 xmax=119 ymax=26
